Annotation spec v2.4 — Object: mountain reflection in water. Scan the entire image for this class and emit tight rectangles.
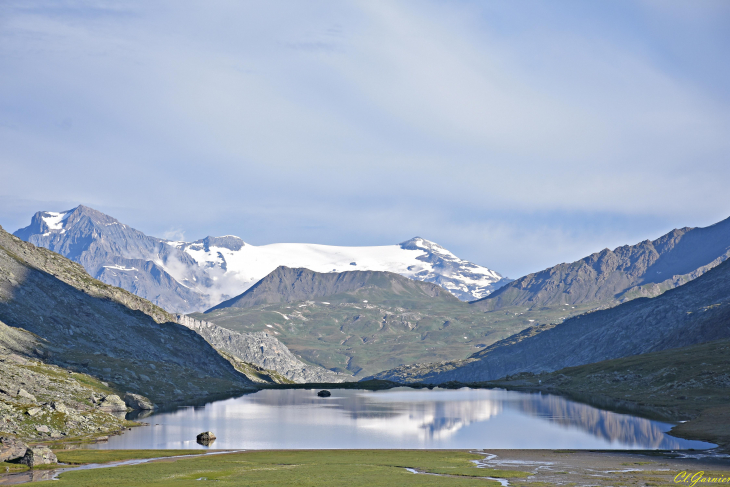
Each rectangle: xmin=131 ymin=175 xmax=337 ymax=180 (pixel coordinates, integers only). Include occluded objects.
xmin=92 ymin=388 xmax=714 ymax=450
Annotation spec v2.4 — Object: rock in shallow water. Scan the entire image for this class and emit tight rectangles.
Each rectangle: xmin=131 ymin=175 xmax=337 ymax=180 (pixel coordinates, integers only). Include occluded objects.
xmin=317 ymin=390 xmax=331 ymax=397
xmin=196 ymin=431 xmax=216 ymax=446
xmin=124 ymin=392 xmax=155 ymax=410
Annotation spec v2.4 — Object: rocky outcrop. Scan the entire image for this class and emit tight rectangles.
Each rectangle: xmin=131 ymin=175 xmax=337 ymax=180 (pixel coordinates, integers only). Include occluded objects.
xmin=178 ymin=315 xmax=353 ymax=383
xmin=124 ymin=393 xmax=155 ymax=410
xmin=19 ymin=446 xmax=57 ymax=467
xmin=0 ymin=436 xmax=28 ymax=462
xmin=369 ymin=258 xmax=730 ymax=384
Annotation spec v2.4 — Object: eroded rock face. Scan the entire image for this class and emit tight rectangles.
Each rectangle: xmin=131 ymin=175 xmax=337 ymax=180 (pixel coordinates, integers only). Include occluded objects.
xmin=124 ymin=392 xmax=155 ymax=410
xmin=98 ymin=394 xmax=127 ymax=412
xmin=19 ymin=446 xmax=57 ymax=467
xmin=0 ymin=436 xmax=28 ymax=462
xmin=178 ymin=315 xmax=352 ymax=383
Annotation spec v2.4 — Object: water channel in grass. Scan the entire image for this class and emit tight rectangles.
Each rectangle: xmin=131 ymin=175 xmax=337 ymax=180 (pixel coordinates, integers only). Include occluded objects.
xmin=89 ymin=388 xmax=714 ymax=450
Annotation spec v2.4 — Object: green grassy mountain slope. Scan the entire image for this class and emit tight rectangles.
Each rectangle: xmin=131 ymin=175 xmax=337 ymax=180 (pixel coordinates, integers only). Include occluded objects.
xmin=473 ymin=215 xmax=730 ymax=311
xmin=0 ymin=225 xmax=255 ymax=405
xmin=193 ymin=269 xmax=548 ymax=377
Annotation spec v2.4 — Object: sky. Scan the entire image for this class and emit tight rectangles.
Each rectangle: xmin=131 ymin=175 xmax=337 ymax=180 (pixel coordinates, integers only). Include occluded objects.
xmin=1 ymin=0 xmax=729 ymax=279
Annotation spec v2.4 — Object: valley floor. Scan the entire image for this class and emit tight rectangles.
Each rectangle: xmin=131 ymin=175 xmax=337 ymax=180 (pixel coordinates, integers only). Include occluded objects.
xmin=1 ymin=449 xmax=729 ymax=486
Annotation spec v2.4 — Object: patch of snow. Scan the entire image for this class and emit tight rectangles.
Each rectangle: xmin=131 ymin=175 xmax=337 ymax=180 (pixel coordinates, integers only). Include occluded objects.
xmin=362 ymin=300 xmax=368 ymax=303
xmin=102 ymin=265 xmax=137 ymax=272
xmin=41 ymin=211 xmax=71 ymax=230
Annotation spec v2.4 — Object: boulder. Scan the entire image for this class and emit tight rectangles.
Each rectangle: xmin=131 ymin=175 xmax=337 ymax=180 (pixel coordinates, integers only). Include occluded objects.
xmin=124 ymin=392 xmax=155 ymax=410
xmin=0 ymin=436 xmax=28 ymax=462
xmin=317 ymin=390 xmax=331 ymax=397
xmin=17 ymin=389 xmax=37 ymax=403
xmin=98 ymin=394 xmax=127 ymax=412
xmin=19 ymin=446 xmax=57 ymax=467
xmin=196 ymin=431 xmax=216 ymax=446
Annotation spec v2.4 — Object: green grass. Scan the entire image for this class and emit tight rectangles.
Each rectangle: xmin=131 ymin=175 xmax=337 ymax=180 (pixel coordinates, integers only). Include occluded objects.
xmin=45 ymin=450 xmax=529 ymax=486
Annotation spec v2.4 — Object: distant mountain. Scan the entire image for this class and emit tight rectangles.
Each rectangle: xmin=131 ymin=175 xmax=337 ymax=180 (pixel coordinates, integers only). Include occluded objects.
xmin=368 ymin=251 xmax=730 ymax=384
xmin=0 ymin=224 xmax=254 ymax=404
xmin=473 ymin=216 xmax=730 ymax=311
xmin=208 ymin=266 xmax=459 ymax=311
xmin=14 ymin=206 xmax=509 ymax=312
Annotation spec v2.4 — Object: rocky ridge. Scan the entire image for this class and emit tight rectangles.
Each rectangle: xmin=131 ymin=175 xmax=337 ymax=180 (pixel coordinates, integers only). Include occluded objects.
xmin=177 ymin=315 xmax=353 ymax=383
xmin=474 ymin=216 xmax=730 ymax=311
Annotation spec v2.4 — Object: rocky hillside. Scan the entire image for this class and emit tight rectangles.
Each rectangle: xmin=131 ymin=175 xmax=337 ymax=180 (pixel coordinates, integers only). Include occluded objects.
xmin=0 ymin=225 xmax=255 ymax=405
xmin=368 ymin=256 xmax=730 ymax=384
xmin=0 ymin=321 xmax=130 ymax=442
xmin=15 ymin=206 xmax=509 ymax=313
xmin=207 ymin=266 xmax=460 ymax=311
xmin=473 ymin=215 xmax=730 ymax=311
xmin=178 ymin=315 xmax=353 ymax=383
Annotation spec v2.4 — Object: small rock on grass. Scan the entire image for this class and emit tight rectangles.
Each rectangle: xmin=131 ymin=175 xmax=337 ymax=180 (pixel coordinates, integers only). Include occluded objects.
xmin=19 ymin=446 xmax=57 ymax=467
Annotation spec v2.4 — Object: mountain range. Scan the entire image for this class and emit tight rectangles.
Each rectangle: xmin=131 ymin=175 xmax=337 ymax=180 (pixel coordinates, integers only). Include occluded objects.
xmin=368 ymin=247 xmax=730 ymax=384
xmin=14 ymin=206 xmax=510 ymax=313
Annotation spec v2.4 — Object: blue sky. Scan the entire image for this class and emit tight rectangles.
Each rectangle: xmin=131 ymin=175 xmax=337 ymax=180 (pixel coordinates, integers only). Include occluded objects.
xmin=1 ymin=0 xmax=729 ymax=278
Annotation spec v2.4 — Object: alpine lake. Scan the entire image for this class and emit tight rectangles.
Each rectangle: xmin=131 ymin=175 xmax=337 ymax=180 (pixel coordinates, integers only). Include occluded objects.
xmin=90 ymin=387 xmax=713 ymax=450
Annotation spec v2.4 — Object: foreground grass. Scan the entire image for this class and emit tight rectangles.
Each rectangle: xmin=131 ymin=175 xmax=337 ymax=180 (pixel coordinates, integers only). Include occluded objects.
xmin=43 ymin=450 xmax=529 ymax=486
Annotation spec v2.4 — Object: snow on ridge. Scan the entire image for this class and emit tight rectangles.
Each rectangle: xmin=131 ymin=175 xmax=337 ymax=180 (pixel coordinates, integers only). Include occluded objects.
xmin=41 ymin=210 xmax=72 ymax=231
xmin=102 ymin=264 xmax=138 ymax=272
xmin=171 ymin=238 xmax=505 ymax=305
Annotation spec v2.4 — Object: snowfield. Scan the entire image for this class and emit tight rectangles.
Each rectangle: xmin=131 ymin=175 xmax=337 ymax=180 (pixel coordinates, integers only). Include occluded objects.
xmin=162 ymin=236 xmax=508 ymax=306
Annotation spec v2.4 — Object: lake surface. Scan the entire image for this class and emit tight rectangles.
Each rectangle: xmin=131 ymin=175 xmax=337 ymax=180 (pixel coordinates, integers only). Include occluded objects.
xmin=92 ymin=388 xmax=714 ymax=450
